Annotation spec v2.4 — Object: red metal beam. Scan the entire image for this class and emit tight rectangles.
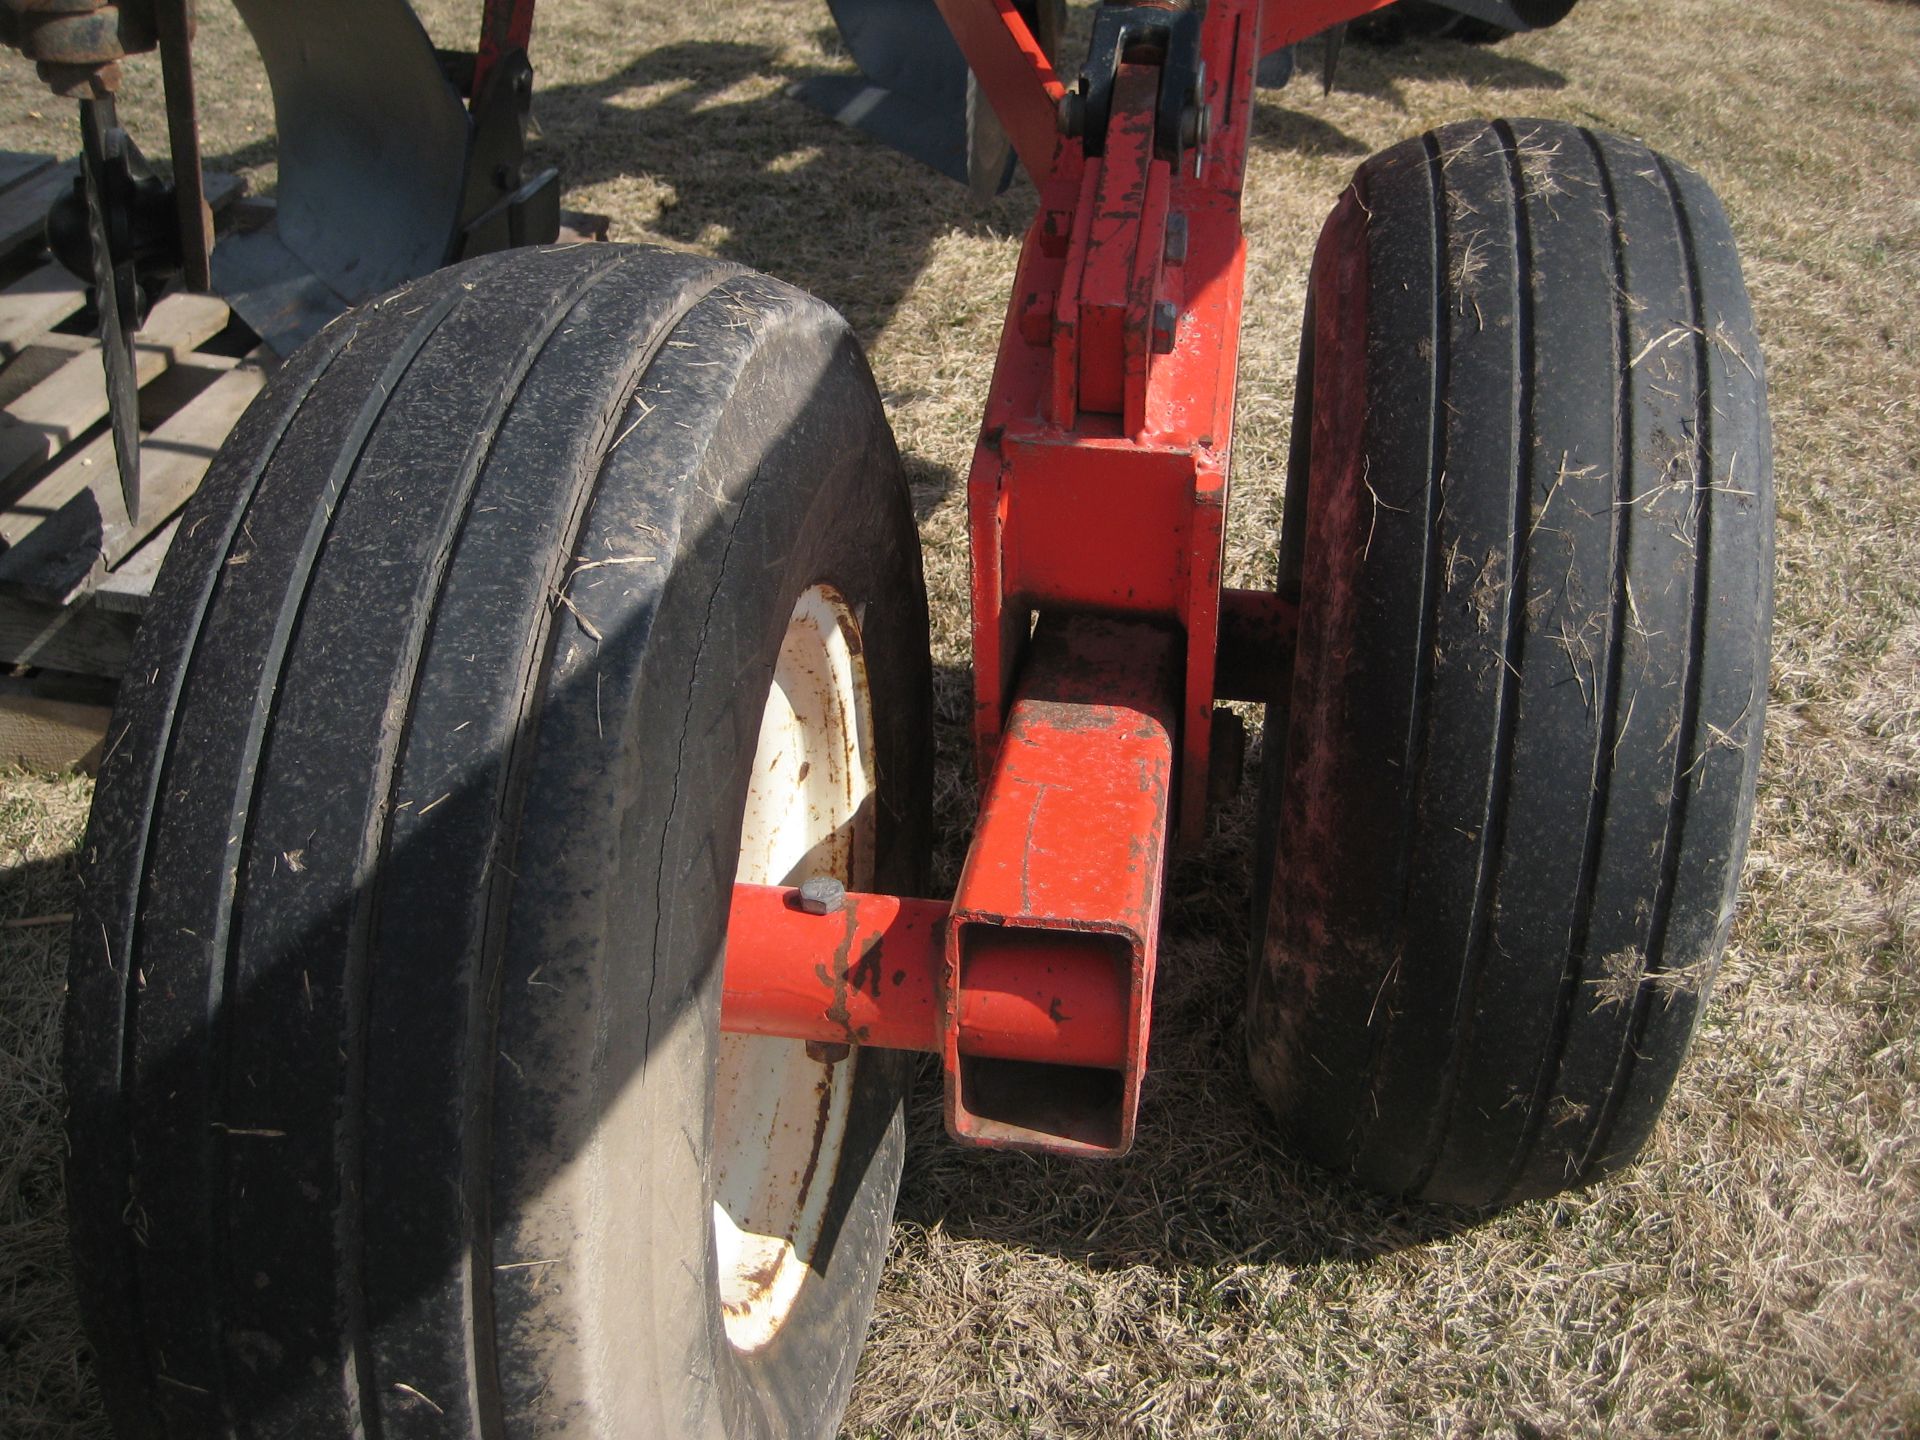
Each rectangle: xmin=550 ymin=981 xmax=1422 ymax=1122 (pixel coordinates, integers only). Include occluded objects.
xmin=930 ymin=0 xmax=1071 ymax=191
xmin=965 ymin=0 xmax=1257 ymax=846
xmin=1052 ymin=64 xmax=1172 ymax=426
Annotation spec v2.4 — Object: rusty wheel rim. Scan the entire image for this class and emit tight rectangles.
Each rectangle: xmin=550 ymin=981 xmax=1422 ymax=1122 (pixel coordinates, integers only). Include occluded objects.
xmin=713 ymin=583 xmax=879 ymax=1353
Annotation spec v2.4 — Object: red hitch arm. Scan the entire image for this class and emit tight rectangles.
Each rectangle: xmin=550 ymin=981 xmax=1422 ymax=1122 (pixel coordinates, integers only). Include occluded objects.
xmin=473 ymin=0 xmax=538 ymax=101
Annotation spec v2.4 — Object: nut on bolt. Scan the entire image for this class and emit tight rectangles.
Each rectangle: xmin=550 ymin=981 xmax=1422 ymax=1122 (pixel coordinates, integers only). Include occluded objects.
xmin=1165 ymin=212 xmax=1189 ymax=266
xmin=795 ymin=878 xmax=849 ymax=1058
xmin=1180 ymin=101 xmax=1209 ymax=153
xmin=796 ymin=875 xmax=847 ymax=915
xmin=1056 ymin=88 xmax=1086 ymax=137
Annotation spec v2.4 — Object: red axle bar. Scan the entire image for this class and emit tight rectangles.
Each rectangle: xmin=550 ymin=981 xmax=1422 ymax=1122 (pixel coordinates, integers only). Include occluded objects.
xmin=721 ymin=884 xmax=1129 ymax=1070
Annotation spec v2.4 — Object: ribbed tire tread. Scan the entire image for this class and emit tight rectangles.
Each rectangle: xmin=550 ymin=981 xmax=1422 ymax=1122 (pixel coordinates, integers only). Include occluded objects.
xmin=1248 ymin=119 xmax=1771 ymax=1208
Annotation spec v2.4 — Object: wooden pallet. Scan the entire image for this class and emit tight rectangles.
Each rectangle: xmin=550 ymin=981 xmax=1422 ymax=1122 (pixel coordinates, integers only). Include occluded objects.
xmin=0 ymin=154 xmax=611 ymax=769
xmin=0 ymin=152 xmax=255 ymax=709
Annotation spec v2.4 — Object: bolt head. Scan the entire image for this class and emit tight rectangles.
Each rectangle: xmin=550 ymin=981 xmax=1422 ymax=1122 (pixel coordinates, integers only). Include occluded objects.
xmin=796 ymin=875 xmax=847 ymax=915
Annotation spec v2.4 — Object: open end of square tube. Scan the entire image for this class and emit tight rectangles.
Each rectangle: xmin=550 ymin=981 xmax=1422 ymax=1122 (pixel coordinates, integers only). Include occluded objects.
xmin=951 ymin=923 xmax=1138 ymax=1155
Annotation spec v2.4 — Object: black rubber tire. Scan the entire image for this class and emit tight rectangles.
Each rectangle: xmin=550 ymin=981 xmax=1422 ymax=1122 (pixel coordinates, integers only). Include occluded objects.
xmin=1355 ymin=1 xmax=1575 ymax=45
xmin=65 ymin=244 xmax=933 ymax=1437
xmin=1351 ymin=2 xmax=1479 ymax=44
xmin=1248 ymin=119 xmax=1772 ymax=1208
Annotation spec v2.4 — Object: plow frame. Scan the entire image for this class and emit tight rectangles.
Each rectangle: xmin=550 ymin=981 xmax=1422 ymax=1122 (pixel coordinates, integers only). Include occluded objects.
xmin=719 ymin=0 xmax=1401 ymax=1156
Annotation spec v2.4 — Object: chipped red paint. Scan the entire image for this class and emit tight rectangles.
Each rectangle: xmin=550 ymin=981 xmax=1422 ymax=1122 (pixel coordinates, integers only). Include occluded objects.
xmin=722 ymin=886 xmax=944 ymax=1052
xmin=1062 ymin=65 xmax=1162 ymax=421
xmin=943 ymin=618 xmax=1178 ymax=1158
xmin=958 ymin=0 xmax=1260 ymax=849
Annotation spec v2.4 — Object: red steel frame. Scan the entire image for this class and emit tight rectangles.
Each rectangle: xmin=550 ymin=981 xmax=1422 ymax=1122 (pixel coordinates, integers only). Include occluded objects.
xmin=720 ymin=0 xmax=1397 ymax=1156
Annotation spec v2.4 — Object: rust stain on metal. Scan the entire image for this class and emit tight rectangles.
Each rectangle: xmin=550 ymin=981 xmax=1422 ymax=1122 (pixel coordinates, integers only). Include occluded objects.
xmin=790 ymin=1073 xmax=836 ymax=1229
xmin=823 ymin=917 xmax=855 ymax=1041
xmin=813 ymin=913 xmax=883 ymax=1044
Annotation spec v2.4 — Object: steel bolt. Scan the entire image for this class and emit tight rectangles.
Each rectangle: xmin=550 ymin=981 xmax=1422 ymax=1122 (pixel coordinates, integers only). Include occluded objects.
xmin=1151 ymin=301 xmax=1178 ymax=355
xmin=1182 ymin=101 xmax=1211 ymax=180
xmin=796 ymin=875 xmax=847 ymax=915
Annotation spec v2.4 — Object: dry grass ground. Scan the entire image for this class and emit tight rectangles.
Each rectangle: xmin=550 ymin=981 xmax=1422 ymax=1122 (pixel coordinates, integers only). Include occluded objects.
xmin=2 ymin=0 xmax=1917 ymax=1434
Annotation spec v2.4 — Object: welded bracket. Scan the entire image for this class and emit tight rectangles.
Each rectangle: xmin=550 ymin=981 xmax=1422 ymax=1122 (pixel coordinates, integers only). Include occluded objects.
xmin=1062 ymin=3 xmax=1202 ymax=165
xmin=453 ymin=48 xmax=560 ymax=260
xmin=959 ymin=0 xmax=1259 ymax=847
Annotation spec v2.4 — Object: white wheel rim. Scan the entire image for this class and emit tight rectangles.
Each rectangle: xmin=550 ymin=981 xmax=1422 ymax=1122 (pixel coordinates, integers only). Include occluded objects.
xmin=714 ymin=583 xmax=878 ymax=1354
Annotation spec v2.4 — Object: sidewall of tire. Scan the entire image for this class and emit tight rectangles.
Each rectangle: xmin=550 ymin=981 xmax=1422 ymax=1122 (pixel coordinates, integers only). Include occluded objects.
xmin=1249 ymin=122 xmax=1772 ymax=1207
xmin=493 ymin=305 xmax=931 ymax=1437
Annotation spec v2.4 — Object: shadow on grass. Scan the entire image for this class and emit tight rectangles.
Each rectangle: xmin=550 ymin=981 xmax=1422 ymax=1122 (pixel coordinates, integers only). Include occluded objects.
xmin=0 ymin=849 xmax=99 ymax=1438
xmin=507 ymin=41 xmax=1021 ymax=342
xmin=1245 ymin=29 xmax=1567 ymax=142
xmin=452 ymin=37 xmax=1540 ymax=336
xmin=1250 ymin=101 xmax=1374 ymax=157
xmin=1331 ymin=28 xmax=1570 ymax=106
